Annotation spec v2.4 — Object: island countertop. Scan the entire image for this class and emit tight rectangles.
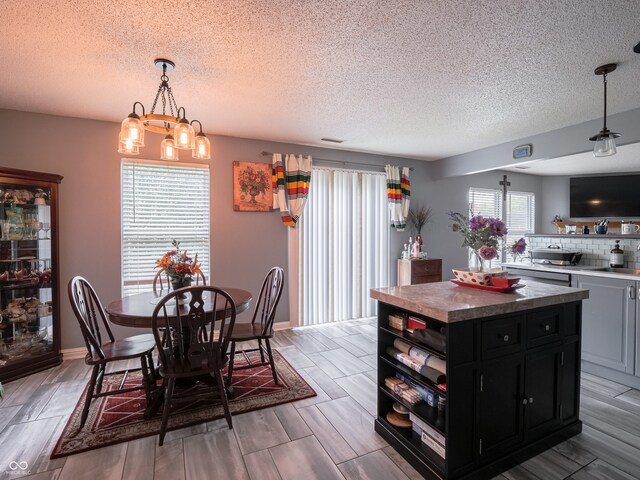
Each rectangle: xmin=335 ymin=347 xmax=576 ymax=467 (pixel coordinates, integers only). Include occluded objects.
xmin=370 ymin=281 xmax=589 ymax=323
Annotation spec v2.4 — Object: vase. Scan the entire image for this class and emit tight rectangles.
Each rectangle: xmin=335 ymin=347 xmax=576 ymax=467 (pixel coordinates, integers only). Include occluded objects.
xmin=170 ymin=277 xmax=192 ymax=299
xmin=468 ymin=249 xmax=486 ymax=272
xmin=415 ymin=233 xmax=423 ymax=251
xmin=248 ymin=185 xmax=259 ymax=204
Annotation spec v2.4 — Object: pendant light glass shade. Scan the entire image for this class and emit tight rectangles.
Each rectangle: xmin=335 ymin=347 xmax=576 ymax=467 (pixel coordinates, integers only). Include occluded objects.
xmin=593 ymin=132 xmax=618 ymax=157
xmin=193 ymin=133 xmax=211 ymax=159
xmin=174 ymin=119 xmax=195 ymax=149
xmin=118 ymin=132 xmax=140 ymax=155
xmin=120 ymin=115 xmax=145 ymax=147
xmin=161 ymin=134 xmax=179 ymax=160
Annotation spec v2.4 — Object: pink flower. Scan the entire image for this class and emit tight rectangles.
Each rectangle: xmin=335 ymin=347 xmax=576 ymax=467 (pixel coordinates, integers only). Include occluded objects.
xmin=479 ymin=245 xmax=497 ymax=260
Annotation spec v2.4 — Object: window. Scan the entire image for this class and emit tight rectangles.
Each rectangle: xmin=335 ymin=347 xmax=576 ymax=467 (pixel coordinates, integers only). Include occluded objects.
xmin=298 ymin=167 xmax=389 ymax=325
xmin=468 ymin=187 xmax=535 ymax=265
xmin=121 ymin=160 xmax=210 ymax=296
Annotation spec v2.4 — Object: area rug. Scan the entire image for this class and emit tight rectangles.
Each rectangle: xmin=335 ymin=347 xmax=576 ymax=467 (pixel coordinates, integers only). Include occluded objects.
xmin=51 ymin=350 xmax=315 ymax=458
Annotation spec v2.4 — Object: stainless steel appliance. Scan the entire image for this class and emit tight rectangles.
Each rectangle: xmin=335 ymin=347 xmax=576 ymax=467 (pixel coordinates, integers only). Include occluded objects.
xmin=530 ymin=245 xmax=583 ymax=266
xmin=504 ymin=267 xmax=571 ymax=286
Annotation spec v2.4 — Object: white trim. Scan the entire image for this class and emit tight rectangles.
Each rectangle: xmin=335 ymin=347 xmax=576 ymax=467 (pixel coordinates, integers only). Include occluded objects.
xmin=288 ymin=227 xmax=300 ymax=327
xmin=273 ymin=321 xmax=291 ymax=331
xmin=61 ymin=347 xmax=86 ymax=360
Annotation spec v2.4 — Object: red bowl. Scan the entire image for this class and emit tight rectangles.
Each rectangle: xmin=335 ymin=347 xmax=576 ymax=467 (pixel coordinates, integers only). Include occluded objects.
xmin=490 ymin=276 xmax=520 ymax=288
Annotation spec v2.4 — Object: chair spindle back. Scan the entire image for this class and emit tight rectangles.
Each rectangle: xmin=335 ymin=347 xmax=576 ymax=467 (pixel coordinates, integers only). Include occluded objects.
xmin=252 ymin=267 xmax=285 ymax=337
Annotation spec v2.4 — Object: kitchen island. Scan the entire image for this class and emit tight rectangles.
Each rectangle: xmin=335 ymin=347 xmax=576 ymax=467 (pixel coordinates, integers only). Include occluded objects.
xmin=370 ymin=281 xmax=589 ymax=480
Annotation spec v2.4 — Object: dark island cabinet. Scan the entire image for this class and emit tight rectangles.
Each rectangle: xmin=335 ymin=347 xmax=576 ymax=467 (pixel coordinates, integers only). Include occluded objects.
xmin=0 ymin=167 xmax=63 ymax=383
xmin=375 ymin=301 xmax=583 ymax=480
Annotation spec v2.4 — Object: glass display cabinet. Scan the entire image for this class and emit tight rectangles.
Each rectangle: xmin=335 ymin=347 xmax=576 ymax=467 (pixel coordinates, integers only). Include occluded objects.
xmin=0 ymin=167 xmax=62 ymax=382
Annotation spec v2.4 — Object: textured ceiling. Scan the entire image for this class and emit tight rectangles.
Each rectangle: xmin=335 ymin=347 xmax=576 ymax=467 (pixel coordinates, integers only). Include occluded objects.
xmin=1 ymin=0 xmax=640 ymax=161
xmin=504 ymin=142 xmax=640 ymax=176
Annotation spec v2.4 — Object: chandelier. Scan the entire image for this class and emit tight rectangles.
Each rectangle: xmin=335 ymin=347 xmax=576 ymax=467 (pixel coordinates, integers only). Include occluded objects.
xmin=118 ymin=59 xmax=211 ymax=160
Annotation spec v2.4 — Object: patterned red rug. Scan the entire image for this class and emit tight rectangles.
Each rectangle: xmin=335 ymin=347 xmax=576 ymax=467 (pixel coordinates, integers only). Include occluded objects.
xmin=51 ymin=350 xmax=315 ymax=458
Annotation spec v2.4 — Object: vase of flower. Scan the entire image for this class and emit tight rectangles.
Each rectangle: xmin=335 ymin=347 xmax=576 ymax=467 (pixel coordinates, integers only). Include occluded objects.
xmin=248 ymin=185 xmax=260 ymax=204
xmin=170 ymin=276 xmax=192 ymax=298
xmin=468 ymin=249 xmax=485 ymax=272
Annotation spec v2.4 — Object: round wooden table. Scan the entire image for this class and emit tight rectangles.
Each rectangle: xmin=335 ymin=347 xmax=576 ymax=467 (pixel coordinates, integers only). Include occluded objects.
xmin=105 ymin=287 xmax=252 ymax=328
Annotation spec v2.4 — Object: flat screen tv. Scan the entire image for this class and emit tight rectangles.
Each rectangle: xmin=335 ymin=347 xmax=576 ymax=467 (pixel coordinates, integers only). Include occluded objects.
xmin=570 ymin=175 xmax=640 ymax=218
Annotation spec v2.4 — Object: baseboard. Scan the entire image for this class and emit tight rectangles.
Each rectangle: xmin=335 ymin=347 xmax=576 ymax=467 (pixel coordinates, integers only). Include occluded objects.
xmin=273 ymin=321 xmax=291 ymax=331
xmin=61 ymin=347 xmax=86 ymax=360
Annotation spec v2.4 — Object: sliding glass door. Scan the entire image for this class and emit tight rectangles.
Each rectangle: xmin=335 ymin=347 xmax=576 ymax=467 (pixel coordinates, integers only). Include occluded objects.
xmin=298 ymin=167 xmax=389 ymax=326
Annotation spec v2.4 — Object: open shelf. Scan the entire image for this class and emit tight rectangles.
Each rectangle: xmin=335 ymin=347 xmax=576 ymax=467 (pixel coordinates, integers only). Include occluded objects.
xmin=380 ymin=325 xmax=446 ymax=359
xmin=379 ymin=385 xmax=445 ymax=436
xmin=380 ymin=354 xmax=446 ymax=396
xmin=376 ymin=416 xmax=446 ymax=473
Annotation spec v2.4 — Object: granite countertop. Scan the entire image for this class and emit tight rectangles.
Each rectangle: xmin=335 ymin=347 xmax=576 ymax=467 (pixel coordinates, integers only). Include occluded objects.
xmin=370 ymin=281 xmax=588 ymax=323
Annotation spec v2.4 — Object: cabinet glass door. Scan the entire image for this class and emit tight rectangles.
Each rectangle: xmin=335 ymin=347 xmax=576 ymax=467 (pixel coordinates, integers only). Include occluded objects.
xmin=0 ymin=183 xmax=54 ymax=370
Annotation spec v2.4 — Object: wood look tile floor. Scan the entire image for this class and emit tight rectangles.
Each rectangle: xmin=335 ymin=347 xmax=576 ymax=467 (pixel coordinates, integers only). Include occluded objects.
xmin=1 ymin=318 xmax=640 ymax=480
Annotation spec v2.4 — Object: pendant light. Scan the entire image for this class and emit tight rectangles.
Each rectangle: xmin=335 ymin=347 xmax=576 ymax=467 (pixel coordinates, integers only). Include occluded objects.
xmin=160 ymin=134 xmax=179 ymax=161
xmin=191 ymin=120 xmax=211 ymax=159
xmin=589 ymin=63 xmax=620 ymax=157
xmin=118 ymin=59 xmax=211 ymax=160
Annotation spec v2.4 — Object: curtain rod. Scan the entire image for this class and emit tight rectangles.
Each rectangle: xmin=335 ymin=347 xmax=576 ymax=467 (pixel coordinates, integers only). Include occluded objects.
xmin=260 ymin=151 xmax=413 ymax=171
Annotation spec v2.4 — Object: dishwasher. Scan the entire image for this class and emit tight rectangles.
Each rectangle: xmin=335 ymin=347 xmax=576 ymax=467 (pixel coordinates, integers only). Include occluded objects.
xmin=504 ymin=266 xmax=571 ymax=286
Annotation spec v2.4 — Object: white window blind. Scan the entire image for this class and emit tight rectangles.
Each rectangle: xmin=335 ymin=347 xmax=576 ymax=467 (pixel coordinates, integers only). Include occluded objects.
xmin=468 ymin=187 xmax=535 ymax=265
xmin=506 ymin=191 xmax=535 ymax=256
xmin=121 ymin=160 xmax=210 ymax=296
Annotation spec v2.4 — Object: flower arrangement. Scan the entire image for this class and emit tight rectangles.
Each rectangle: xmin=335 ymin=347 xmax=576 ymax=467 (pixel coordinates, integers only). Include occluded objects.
xmin=448 ymin=211 xmax=508 ymax=266
xmin=238 ymin=165 xmax=270 ymax=200
xmin=155 ymin=240 xmax=202 ymax=284
xmin=509 ymin=237 xmax=528 ymax=261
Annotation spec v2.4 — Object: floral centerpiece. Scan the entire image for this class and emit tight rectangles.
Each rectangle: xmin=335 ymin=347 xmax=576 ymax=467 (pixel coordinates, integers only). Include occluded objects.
xmin=448 ymin=211 xmax=508 ymax=272
xmin=238 ymin=165 xmax=270 ymax=204
xmin=155 ymin=240 xmax=202 ymax=289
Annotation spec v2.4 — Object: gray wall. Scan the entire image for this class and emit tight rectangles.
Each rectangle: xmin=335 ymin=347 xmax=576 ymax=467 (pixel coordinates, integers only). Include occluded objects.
xmin=0 ymin=108 xmax=429 ymax=349
xmin=421 ymin=170 xmax=544 ymax=279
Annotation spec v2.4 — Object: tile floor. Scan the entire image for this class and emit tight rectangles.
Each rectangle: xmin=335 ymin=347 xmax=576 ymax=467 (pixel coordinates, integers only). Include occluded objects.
xmin=1 ymin=318 xmax=639 ymax=480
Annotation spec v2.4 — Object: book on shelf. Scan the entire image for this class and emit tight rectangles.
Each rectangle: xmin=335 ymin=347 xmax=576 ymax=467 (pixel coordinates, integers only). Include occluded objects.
xmin=410 ymin=412 xmax=446 ymax=459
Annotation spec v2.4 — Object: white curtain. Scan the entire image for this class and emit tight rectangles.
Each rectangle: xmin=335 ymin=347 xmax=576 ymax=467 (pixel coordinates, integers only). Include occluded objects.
xmin=298 ymin=167 xmax=389 ymax=326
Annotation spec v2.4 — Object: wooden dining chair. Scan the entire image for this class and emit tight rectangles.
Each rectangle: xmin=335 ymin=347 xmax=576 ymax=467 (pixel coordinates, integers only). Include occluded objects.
xmin=68 ymin=276 xmax=157 ymax=428
xmin=152 ymin=270 xmax=207 ymax=292
xmin=226 ymin=267 xmax=284 ymax=385
xmin=151 ymin=286 xmax=237 ymax=446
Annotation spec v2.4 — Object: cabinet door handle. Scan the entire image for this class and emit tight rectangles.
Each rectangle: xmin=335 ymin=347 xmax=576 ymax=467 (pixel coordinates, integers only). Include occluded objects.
xmin=522 ymin=398 xmax=528 ymax=405
xmin=528 ymin=397 xmax=534 ymax=404
xmin=541 ymin=324 xmax=550 ymax=331
xmin=629 ymin=285 xmax=636 ymax=300
xmin=502 ymin=334 xmax=510 ymax=342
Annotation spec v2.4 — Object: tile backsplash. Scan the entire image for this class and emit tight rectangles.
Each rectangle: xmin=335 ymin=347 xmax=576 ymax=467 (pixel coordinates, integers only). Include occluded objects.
xmin=526 ymin=236 xmax=640 ymax=269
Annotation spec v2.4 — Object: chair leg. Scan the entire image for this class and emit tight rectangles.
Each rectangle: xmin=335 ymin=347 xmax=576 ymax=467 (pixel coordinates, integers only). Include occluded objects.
xmin=215 ymin=369 xmax=233 ymax=429
xmin=258 ymin=339 xmax=266 ymax=364
xmin=95 ymin=364 xmax=106 ymax=395
xmin=80 ymin=365 xmax=100 ymax=428
xmin=146 ymin=352 xmax=157 ymax=383
xmin=227 ymin=341 xmax=236 ymax=385
xmin=140 ymin=355 xmax=152 ymax=406
xmin=265 ymin=338 xmax=279 ymax=385
xmin=158 ymin=378 xmax=175 ymax=446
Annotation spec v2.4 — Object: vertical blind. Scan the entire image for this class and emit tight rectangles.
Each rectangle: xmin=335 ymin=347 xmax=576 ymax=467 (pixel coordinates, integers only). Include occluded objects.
xmin=299 ymin=168 xmax=389 ymax=326
xmin=121 ymin=160 xmax=210 ymax=296
xmin=468 ymin=187 xmax=535 ymax=265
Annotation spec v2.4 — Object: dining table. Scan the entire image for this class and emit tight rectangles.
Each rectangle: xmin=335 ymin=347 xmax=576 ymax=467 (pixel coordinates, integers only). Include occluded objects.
xmin=105 ymin=286 xmax=252 ymax=402
xmin=105 ymin=287 xmax=252 ymax=328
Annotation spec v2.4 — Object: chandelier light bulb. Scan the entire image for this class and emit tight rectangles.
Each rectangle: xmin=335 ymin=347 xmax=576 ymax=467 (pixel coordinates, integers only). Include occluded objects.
xmin=118 ymin=132 xmax=140 ymax=155
xmin=161 ymin=134 xmax=179 ymax=161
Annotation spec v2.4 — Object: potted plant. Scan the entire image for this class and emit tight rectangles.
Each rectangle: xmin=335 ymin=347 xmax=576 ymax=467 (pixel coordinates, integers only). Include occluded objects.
xmin=407 ymin=204 xmax=433 ymax=249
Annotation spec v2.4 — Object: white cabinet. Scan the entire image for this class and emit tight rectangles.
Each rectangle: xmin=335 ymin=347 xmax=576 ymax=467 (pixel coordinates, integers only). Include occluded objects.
xmin=571 ymin=274 xmax=636 ymax=374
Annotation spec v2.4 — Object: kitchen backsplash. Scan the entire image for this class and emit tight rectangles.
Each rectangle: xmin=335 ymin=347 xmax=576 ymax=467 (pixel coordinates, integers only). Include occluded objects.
xmin=525 ymin=236 xmax=640 ymax=269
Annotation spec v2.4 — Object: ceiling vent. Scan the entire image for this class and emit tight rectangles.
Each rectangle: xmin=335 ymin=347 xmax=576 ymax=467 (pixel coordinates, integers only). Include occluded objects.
xmin=321 ymin=137 xmax=345 ymax=143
